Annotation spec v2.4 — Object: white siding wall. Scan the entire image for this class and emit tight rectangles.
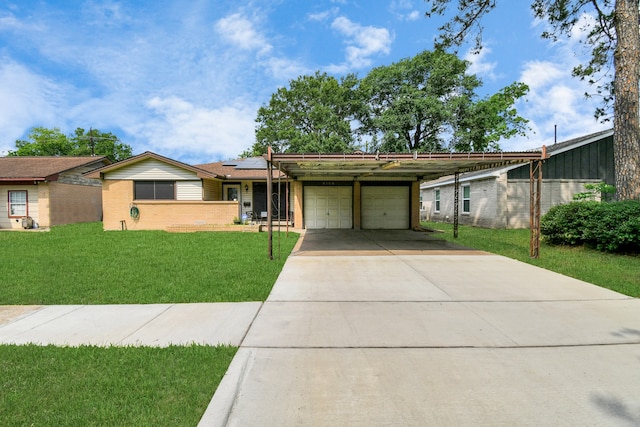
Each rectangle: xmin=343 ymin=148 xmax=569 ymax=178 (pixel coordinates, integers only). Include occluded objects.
xmin=104 ymin=159 xmax=200 ymax=180
xmin=176 ymin=181 xmax=203 ymax=201
xmin=0 ymin=186 xmax=40 ymax=229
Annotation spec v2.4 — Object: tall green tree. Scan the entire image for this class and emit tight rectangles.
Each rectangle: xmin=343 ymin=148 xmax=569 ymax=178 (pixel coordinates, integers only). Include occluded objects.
xmin=424 ymin=0 xmax=640 ymax=199
xmin=358 ymin=49 xmax=529 ymax=152
xmin=9 ymin=127 xmax=132 ymax=162
xmin=452 ymin=82 xmax=530 ymax=151
xmin=251 ymin=71 xmax=362 ymax=155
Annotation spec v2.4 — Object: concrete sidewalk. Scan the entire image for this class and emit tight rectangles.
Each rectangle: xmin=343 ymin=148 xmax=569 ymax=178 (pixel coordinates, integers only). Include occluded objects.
xmin=200 ymin=231 xmax=640 ymax=426
xmin=0 ymin=303 xmax=260 ymax=347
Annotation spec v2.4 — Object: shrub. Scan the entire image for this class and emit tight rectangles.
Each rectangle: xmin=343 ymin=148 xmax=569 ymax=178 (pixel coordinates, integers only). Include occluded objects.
xmin=541 ymin=200 xmax=640 ymax=253
xmin=540 ymin=201 xmax=600 ymax=246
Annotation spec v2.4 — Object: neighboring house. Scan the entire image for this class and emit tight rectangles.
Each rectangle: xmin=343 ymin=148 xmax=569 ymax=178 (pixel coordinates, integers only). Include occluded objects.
xmin=86 ymin=152 xmax=288 ymax=231
xmin=421 ymin=129 xmax=615 ymax=229
xmin=0 ymin=156 xmax=110 ymax=229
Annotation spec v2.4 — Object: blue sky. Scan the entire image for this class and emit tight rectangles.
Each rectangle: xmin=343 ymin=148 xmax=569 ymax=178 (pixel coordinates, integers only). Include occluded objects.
xmin=0 ymin=0 xmax=610 ymax=164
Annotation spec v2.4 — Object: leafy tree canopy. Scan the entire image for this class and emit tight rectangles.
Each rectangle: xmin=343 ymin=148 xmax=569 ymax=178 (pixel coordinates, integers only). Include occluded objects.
xmin=358 ymin=49 xmax=529 ymax=152
xmin=9 ymin=127 xmax=132 ymax=162
xmin=249 ymin=71 xmax=362 ymax=155
xmin=248 ymin=49 xmax=530 ymax=156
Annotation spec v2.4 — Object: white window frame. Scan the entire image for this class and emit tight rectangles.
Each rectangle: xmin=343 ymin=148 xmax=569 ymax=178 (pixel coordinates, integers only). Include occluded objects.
xmin=8 ymin=190 xmax=28 ymax=217
xmin=462 ymin=185 xmax=471 ymax=214
xmin=434 ymin=189 xmax=441 ymax=213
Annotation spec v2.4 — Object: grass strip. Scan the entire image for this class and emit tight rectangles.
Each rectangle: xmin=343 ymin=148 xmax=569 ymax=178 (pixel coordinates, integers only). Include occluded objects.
xmin=0 ymin=222 xmax=298 ymax=304
xmin=0 ymin=344 xmax=236 ymax=426
xmin=423 ymin=221 xmax=640 ymax=297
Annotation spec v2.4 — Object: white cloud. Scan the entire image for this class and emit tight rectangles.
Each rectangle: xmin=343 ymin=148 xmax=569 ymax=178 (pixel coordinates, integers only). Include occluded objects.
xmin=501 ymin=58 xmax=608 ymax=151
xmin=406 ymin=10 xmax=420 ymax=21
xmin=0 ymin=59 xmax=69 ymax=154
xmin=214 ymin=13 xmax=272 ymax=56
xmin=329 ymin=16 xmax=393 ymax=70
xmin=308 ymin=8 xmax=339 ymax=22
xmin=140 ymin=96 xmax=258 ymax=162
xmin=519 ymin=60 xmax=565 ymax=90
xmin=390 ymin=0 xmax=421 ymax=21
xmin=465 ymin=47 xmax=498 ymax=80
xmin=263 ymin=57 xmax=310 ymax=81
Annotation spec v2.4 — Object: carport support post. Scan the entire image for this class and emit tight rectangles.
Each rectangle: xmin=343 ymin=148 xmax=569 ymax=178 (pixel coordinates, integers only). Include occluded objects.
xmin=529 ymin=159 xmax=543 ymax=258
xmin=267 ymin=147 xmax=273 ymax=260
xmin=453 ymin=172 xmax=460 ymax=238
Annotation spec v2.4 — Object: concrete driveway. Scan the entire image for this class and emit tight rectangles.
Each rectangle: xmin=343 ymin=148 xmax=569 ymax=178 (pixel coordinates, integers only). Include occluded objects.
xmin=201 ymin=229 xmax=640 ymax=426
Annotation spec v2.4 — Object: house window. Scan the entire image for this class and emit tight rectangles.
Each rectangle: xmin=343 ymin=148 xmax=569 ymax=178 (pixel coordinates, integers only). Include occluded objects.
xmin=8 ymin=190 xmax=28 ymax=217
xmin=434 ymin=189 xmax=441 ymax=212
xmin=462 ymin=185 xmax=471 ymax=214
xmin=134 ymin=181 xmax=175 ymax=200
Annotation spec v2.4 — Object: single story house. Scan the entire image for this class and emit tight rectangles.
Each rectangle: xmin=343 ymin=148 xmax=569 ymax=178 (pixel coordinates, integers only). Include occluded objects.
xmin=420 ymin=128 xmax=615 ymax=229
xmin=0 ymin=156 xmax=110 ymax=229
xmin=86 ymin=152 xmax=287 ymax=231
xmin=269 ymin=150 xmax=545 ymax=231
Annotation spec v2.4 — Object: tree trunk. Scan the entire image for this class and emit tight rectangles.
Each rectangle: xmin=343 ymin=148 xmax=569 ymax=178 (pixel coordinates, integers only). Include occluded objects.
xmin=613 ymin=0 xmax=640 ymax=200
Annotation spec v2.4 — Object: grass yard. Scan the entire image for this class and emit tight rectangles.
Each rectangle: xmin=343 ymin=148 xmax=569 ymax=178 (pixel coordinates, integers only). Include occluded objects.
xmin=0 ymin=344 xmax=236 ymax=426
xmin=0 ymin=222 xmax=296 ymax=425
xmin=423 ymin=221 xmax=640 ymax=297
xmin=0 ymin=222 xmax=299 ymax=304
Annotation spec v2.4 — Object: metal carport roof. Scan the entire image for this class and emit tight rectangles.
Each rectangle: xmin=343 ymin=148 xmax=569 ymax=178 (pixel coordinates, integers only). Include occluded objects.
xmin=268 ymin=151 xmax=546 ymax=180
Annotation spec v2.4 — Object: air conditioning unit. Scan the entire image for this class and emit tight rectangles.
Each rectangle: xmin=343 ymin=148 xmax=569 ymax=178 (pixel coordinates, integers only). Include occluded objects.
xmin=21 ymin=216 xmax=33 ymax=229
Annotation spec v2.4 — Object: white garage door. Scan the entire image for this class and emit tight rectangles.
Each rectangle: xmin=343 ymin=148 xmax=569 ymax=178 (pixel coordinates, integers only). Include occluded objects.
xmin=361 ymin=186 xmax=410 ymax=229
xmin=304 ymin=186 xmax=353 ymax=229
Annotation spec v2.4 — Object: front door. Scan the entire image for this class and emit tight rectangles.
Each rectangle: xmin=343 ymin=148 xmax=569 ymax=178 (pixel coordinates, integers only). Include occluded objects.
xmin=223 ymin=184 xmax=241 ymax=217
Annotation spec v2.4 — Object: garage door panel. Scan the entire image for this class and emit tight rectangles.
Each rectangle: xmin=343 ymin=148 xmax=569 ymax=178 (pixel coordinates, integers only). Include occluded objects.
xmin=304 ymin=186 xmax=352 ymax=229
xmin=361 ymin=186 xmax=410 ymax=229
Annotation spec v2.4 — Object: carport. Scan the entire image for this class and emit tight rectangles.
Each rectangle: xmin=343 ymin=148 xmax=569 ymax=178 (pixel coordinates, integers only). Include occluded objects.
xmin=265 ymin=149 xmax=548 ymax=257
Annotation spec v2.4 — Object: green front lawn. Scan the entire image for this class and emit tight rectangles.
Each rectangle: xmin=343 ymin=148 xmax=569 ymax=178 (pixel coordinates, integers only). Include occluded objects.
xmin=0 ymin=344 xmax=236 ymax=426
xmin=0 ymin=222 xmax=297 ymax=424
xmin=0 ymin=222 xmax=299 ymax=304
xmin=423 ymin=221 xmax=640 ymax=297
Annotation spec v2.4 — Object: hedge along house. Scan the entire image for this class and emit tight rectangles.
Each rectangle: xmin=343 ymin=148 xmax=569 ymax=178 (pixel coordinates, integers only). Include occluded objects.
xmin=420 ymin=129 xmax=614 ymax=229
xmin=268 ymin=150 xmax=546 ymax=231
xmin=0 ymin=156 xmax=110 ymax=230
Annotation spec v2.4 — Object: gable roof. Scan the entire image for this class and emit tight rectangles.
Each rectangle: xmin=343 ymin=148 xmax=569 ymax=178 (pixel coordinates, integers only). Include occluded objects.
xmin=0 ymin=156 xmax=111 ymax=182
xmin=421 ymin=128 xmax=613 ymax=189
xmin=545 ymin=128 xmax=613 ymax=156
xmin=85 ymin=151 xmax=224 ymax=180
xmin=196 ymin=157 xmax=286 ymax=180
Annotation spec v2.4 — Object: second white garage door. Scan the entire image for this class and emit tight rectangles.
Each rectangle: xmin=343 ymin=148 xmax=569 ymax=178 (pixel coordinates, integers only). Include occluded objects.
xmin=304 ymin=186 xmax=353 ymax=229
xmin=361 ymin=186 xmax=410 ymax=229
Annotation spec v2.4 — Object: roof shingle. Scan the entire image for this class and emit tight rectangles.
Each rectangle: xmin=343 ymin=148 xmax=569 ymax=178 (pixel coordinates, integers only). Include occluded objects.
xmin=0 ymin=156 xmax=110 ymax=180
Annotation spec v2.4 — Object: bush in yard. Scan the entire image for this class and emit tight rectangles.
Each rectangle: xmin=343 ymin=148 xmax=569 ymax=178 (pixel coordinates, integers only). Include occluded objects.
xmin=541 ymin=200 xmax=640 ymax=253
xmin=540 ymin=202 xmax=600 ymax=246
